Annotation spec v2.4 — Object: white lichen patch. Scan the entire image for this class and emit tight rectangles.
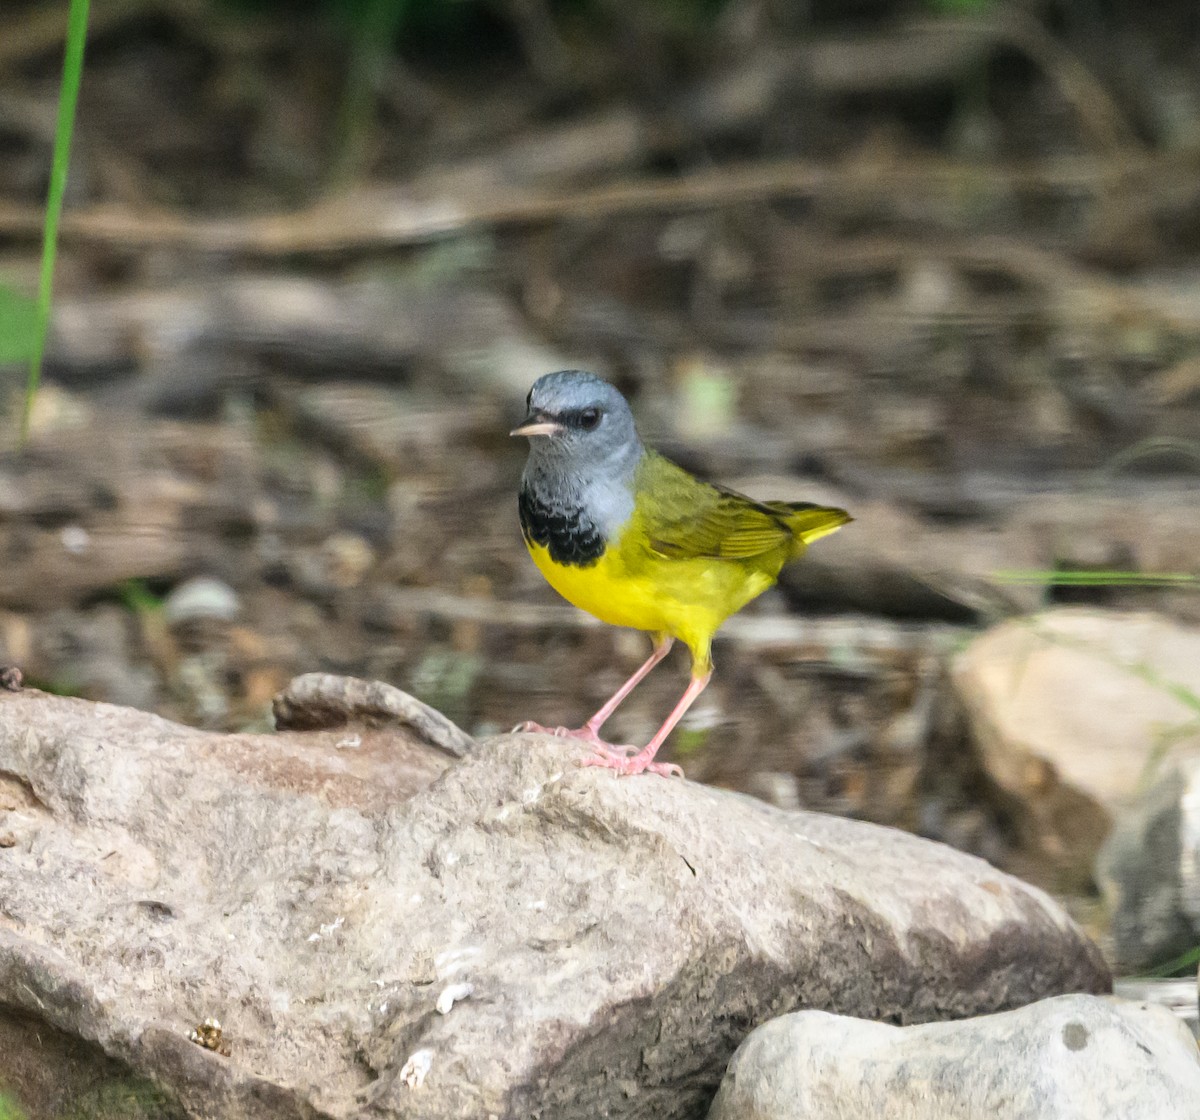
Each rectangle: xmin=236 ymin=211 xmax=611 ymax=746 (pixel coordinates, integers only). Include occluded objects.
xmin=399 ymin=1048 xmax=433 ymax=1089
xmin=436 ymin=982 xmax=474 ymax=1014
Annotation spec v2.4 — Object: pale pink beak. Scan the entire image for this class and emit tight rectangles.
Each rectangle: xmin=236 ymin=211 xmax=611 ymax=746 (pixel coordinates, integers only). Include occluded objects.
xmin=510 ymin=415 xmax=563 ymax=438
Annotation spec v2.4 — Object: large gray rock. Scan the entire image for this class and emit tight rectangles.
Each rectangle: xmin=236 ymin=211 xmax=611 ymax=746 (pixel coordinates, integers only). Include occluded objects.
xmin=0 ymin=685 xmax=1108 ymax=1120
xmin=708 ymin=994 xmax=1200 ymax=1120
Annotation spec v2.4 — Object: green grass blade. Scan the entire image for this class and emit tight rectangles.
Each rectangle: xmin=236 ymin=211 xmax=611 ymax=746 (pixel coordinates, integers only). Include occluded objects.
xmin=992 ymin=569 xmax=1199 ymax=588
xmin=1138 ymin=942 xmax=1200 ymax=979
xmin=21 ymin=0 xmax=91 ymax=444
xmin=0 ymin=284 xmax=40 ymax=363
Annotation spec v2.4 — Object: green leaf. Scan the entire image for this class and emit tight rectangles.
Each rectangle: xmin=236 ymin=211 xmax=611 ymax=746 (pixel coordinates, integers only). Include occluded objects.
xmin=0 ymin=285 xmax=40 ymax=364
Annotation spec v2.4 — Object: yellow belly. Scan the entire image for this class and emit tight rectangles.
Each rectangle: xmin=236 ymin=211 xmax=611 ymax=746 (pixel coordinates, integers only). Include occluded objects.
xmin=525 ymin=532 xmax=779 ymax=668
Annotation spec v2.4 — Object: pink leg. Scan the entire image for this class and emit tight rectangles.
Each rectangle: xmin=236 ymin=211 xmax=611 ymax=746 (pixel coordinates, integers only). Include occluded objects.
xmin=580 ymin=635 xmax=674 ymax=738
xmin=516 ymin=636 xmax=674 ymax=746
xmin=582 ymin=669 xmax=713 ymax=779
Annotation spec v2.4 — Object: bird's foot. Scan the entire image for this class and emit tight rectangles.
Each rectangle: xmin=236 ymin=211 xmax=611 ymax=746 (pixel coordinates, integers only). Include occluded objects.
xmin=514 ymin=720 xmax=612 ymax=746
xmin=580 ymin=748 xmax=683 ymax=779
xmin=515 ymin=721 xmax=676 ymax=769
xmin=582 ymin=738 xmax=639 ymax=762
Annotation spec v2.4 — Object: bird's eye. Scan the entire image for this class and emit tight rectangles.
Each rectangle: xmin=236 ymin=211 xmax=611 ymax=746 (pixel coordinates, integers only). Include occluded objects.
xmin=525 ymin=389 xmax=533 ymax=412
xmin=579 ymin=408 xmax=601 ymax=430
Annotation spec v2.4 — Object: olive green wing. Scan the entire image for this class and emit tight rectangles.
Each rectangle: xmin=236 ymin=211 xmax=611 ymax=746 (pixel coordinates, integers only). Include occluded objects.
xmin=634 ymin=452 xmax=798 ymax=561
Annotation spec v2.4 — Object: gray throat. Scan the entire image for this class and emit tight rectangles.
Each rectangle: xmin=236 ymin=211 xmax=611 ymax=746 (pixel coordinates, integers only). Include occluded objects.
xmin=520 ymin=441 xmax=642 ymax=566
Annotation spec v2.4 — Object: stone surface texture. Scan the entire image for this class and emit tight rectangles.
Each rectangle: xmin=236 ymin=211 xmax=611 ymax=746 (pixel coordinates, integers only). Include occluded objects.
xmin=952 ymin=608 xmax=1200 ymax=884
xmin=0 ymin=687 xmax=1109 ymax=1119
xmin=1113 ymin=978 xmax=1200 ymax=1042
xmin=708 ymin=994 xmax=1200 ymax=1120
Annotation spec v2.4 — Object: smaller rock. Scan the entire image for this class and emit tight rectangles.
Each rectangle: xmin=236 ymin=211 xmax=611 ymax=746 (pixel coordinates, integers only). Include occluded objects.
xmin=321 ymin=532 xmax=375 ymax=588
xmin=272 ymin=672 xmax=475 ymax=757
xmin=172 ymin=653 xmax=231 ymax=728
xmin=746 ymin=770 xmax=803 ymax=811
xmin=951 ymin=608 xmax=1200 ymax=887
xmin=708 ymin=994 xmax=1200 ymax=1120
xmin=1098 ymin=757 xmax=1200 ymax=973
xmin=164 ymin=577 xmax=241 ymax=628
xmin=1113 ymin=978 xmax=1200 ymax=1042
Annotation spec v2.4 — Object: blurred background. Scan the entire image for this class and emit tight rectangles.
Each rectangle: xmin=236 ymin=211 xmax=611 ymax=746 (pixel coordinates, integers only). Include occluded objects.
xmin=2 ymin=0 xmax=1200 ymax=977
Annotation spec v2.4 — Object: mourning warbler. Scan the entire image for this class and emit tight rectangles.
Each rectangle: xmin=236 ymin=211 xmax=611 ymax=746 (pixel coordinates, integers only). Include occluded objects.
xmin=512 ymin=370 xmax=850 ymax=778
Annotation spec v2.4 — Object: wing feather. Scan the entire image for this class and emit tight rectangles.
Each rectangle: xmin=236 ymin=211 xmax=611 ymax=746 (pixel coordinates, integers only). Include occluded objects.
xmin=636 ymin=454 xmax=795 ymax=561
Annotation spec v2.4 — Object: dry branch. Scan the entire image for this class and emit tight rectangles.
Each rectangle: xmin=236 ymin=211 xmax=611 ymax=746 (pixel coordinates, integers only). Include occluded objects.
xmin=0 ymin=151 xmax=1187 ymax=260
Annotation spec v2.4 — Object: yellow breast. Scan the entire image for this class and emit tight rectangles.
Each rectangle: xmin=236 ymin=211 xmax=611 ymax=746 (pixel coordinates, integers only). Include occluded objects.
xmin=525 ymin=525 xmax=779 ymax=668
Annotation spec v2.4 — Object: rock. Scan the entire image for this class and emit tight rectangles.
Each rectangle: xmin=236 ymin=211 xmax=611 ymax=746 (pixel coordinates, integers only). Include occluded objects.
xmin=273 ymin=672 xmax=475 ymax=758
xmin=745 ymin=770 xmax=804 ymax=811
xmin=0 ymin=687 xmax=1107 ymax=1120
xmin=951 ymin=608 xmax=1200 ymax=887
xmin=163 ymin=577 xmax=241 ymax=628
xmin=1113 ymin=978 xmax=1200 ymax=1042
xmin=1098 ymin=757 xmax=1200 ymax=973
xmin=708 ymin=994 xmax=1200 ymax=1120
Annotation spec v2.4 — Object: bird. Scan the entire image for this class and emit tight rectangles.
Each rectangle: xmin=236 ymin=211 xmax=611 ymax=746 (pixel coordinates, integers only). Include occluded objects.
xmin=511 ymin=370 xmax=850 ymax=778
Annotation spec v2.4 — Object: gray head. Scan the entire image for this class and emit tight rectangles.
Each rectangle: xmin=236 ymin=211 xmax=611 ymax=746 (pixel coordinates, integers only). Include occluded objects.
xmin=511 ymin=370 xmax=643 ymax=479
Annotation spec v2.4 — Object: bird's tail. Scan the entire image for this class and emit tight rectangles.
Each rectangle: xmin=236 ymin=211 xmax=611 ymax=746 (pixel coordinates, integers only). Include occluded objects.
xmin=775 ymin=502 xmax=852 ymax=546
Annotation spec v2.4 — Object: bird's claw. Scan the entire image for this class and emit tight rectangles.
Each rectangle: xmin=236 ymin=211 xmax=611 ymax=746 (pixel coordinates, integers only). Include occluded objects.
xmin=515 ymin=720 xmax=679 ymax=774
xmin=513 ymin=720 xmax=570 ymax=736
xmin=580 ymin=750 xmax=683 ymax=779
xmin=581 ymin=739 xmax=637 ymax=760
xmin=514 ymin=720 xmax=612 ymax=746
